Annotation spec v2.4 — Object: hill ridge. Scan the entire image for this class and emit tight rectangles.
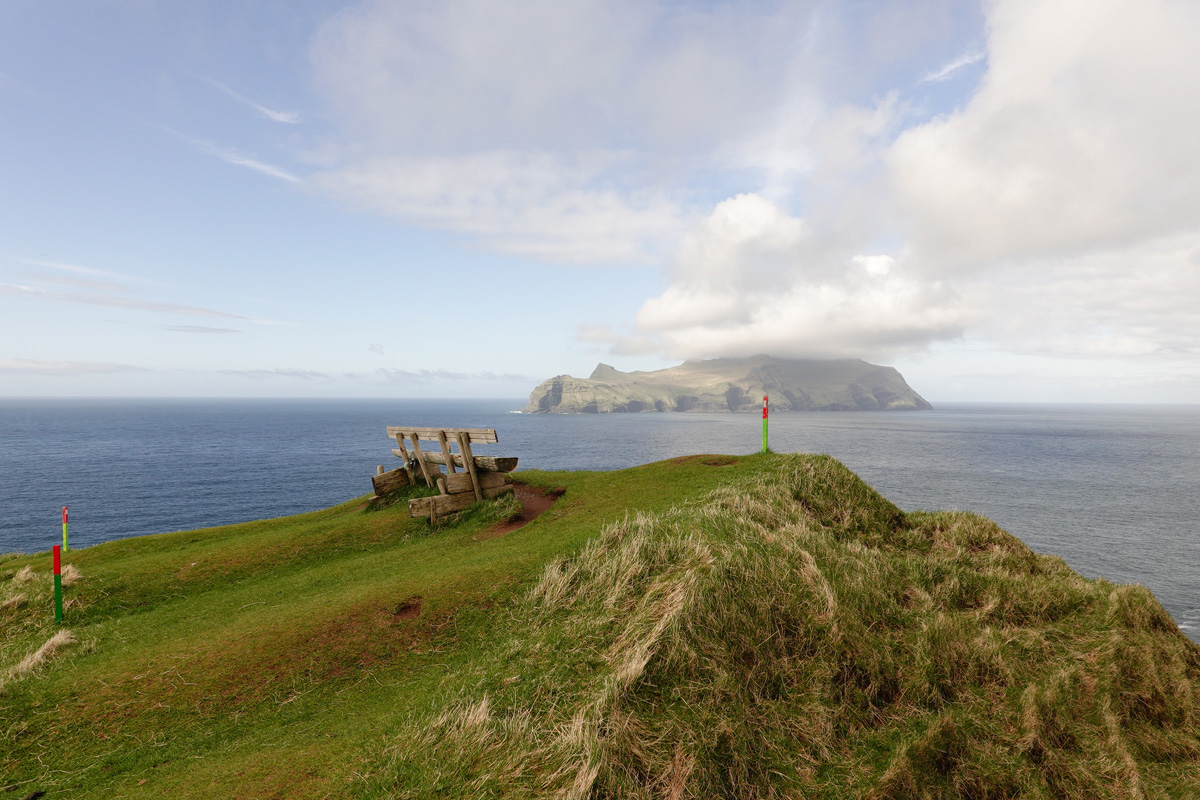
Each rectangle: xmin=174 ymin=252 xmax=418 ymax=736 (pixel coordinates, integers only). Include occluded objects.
xmin=525 ymin=354 xmax=932 ymax=413
xmin=4 ymin=453 xmax=1198 ymax=798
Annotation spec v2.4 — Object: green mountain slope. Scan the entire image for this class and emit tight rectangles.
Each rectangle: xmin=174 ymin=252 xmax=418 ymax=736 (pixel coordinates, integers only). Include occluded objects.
xmin=524 ymin=355 xmax=932 ymax=413
xmin=3 ymin=454 xmax=1197 ymax=798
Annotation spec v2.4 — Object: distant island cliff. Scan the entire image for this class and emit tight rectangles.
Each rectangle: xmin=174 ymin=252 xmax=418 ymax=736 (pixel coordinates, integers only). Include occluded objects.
xmin=523 ymin=355 xmax=932 ymax=413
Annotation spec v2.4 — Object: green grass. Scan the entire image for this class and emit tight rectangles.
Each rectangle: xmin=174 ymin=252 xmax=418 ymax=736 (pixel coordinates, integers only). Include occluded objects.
xmin=3 ymin=454 xmax=1199 ymax=798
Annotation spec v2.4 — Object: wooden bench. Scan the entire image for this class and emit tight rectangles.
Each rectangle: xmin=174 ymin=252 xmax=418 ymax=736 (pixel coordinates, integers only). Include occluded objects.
xmin=372 ymin=426 xmax=518 ymax=520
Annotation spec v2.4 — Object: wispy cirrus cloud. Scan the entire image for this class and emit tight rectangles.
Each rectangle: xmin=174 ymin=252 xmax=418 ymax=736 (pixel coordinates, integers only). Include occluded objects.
xmin=3 ymin=282 xmax=248 ymax=319
xmin=164 ymin=127 xmax=299 ymax=182
xmin=918 ymin=48 xmax=985 ymax=84
xmin=220 ymin=368 xmax=330 ymax=380
xmin=3 ymin=258 xmax=281 ymax=326
xmin=377 ymin=368 xmax=532 ymax=383
xmin=0 ymin=357 xmax=145 ymax=375
xmin=16 ymin=257 xmax=136 ymax=282
xmin=204 ymin=77 xmax=301 ymax=124
xmin=0 ymin=283 xmax=38 ymax=297
xmin=162 ymin=325 xmax=241 ymax=334
xmin=39 ymin=275 xmax=133 ymax=293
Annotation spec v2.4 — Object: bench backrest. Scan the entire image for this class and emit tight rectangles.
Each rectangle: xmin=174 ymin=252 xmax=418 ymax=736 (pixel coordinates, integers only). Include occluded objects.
xmin=386 ymin=427 xmax=498 ymax=444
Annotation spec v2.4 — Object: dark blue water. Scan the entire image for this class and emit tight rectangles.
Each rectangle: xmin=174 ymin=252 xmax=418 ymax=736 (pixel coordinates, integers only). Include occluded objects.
xmin=1 ymin=399 xmax=1197 ymax=636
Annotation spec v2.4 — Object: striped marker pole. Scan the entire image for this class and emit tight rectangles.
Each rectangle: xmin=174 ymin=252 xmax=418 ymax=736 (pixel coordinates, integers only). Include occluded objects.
xmin=53 ymin=545 xmax=64 ymax=624
xmin=762 ymin=395 xmax=769 ymax=453
xmin=62 ymin=506 xmax=69 ymax=552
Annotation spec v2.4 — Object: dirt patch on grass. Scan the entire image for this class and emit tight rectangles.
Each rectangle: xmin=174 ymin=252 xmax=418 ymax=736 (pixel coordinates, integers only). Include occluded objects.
xmin=670 ymin=454 xmax=739 ymax=467
xmin=476 ymin=483 xmax=565 ymax=540
xmin=393 ymin=596 xmax=423 ymax=620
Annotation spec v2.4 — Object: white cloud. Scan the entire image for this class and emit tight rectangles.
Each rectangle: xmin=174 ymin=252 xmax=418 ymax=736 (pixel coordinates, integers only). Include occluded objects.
xmin=972 ymin=232 xmax=1200 ymax=360
xmin=853 ymin=255 xmax=895 ymax=277
xmin=302 ymin=0 xmax=1200 ymax=383
xmin=877 ymin=0 xmax=1200 ymax=365
xmin=890 ymin=0 xmax=1200 ymax=269
xmin=640 ymin=273 xmax=968 ymax=360
xmin=306 ymin=0 xmax=835 ymax=262
xmin=312 ymin=151 xmax=683 ymax=263
xmin=311 ymin=0 xmax=819 ymax=155
xmin=637 ymin=0 xmax=1200 ymax=370
xmin=632 ymin=194 xmax=971 ymax=360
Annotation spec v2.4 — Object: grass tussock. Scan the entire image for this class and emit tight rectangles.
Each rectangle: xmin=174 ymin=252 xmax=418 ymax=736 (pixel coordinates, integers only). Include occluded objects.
xmin=61 ymin=563 xmax=82 ymax=586
xmin=4 ymin=629 xmax=75 ymax=685
xmin=2 ymin=559 xmax=85 ymax=692
xmin=0 ymin=593 xmax=26 ymax=612
xmin=374 ymin=454 xmax=1200 ymax=799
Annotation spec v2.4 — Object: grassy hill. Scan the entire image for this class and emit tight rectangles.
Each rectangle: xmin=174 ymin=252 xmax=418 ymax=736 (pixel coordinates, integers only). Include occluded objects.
xmin=3 ymin=454 xmax=1198 ymax=798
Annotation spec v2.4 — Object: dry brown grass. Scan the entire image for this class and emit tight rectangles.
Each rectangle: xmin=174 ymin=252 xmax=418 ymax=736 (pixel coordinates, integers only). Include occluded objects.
xmin=5 ymin=629 xmax=76 ymax=685
xmin=61 ymin=563 xmax=82 ymax=586
xmin=374 ymin=454 xmax=1200 ymax=798
xmin=0 ymin=593 xmax=26 ymax=612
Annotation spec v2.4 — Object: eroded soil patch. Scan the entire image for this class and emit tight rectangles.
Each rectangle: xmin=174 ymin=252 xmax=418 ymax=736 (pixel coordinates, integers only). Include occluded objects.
xmin=670 ymin=454 xmax=739 ymax=467
xmin=393 ymin=596 xmax=423 ymax=620
xmin=477 ymin=483 xmax=565 ymax=540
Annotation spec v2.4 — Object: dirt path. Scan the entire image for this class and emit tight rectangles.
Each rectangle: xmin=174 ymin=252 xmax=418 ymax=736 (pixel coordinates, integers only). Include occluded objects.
xmin=476 ymin=482 xmax=565 ymax=539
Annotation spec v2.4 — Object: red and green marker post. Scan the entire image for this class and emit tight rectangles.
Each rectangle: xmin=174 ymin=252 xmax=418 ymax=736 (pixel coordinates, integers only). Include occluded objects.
xmin=62 ymin=505 xmax=68 ymax=552
xmin=762 ymin=395 xmax=769 ymax=453
xmin=53 ymin=544 xmax=64 ymax=623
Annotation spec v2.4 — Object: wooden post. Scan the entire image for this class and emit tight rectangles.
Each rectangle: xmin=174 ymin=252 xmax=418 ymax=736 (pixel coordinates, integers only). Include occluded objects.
xmin=457 ymin=431 xmax=483 ymax=502
xmin=436 ymin=431 xmax=456 ymax=475
xmin=408 ymin=433 xmax=435 ymax=488
xmin=394 ymin=434 xmax=415 ymax=484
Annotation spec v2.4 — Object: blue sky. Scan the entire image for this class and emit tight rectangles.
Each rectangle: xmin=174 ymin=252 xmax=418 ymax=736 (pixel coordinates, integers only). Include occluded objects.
xmin=2 ymin=0 xmax=1198 ymax=402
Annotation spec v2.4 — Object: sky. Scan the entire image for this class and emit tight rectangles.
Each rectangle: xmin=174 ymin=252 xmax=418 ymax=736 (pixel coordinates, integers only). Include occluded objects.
xmin=2 ymin=0 xmax=1198 ymax=402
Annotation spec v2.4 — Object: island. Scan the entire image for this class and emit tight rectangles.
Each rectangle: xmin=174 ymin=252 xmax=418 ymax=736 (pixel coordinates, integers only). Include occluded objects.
xmin=524 ymin=354 xmax=932 ymax=413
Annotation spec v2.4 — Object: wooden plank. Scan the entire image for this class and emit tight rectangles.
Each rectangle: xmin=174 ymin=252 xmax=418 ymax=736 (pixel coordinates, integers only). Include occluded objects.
xmin=437 ymin=430 xmax=456 ymax=478
xmin=458 ymin=431 xmax=483 ymax=501
xmin=386 ymin=427 xmax=498 ymax=444
xmin=393 ymin=434 xmax=416 ymax=485
xmin=408 ymin=484 xmax=514 ymax=519
xmin=417 ymin=452 xmax=518 ymax=473
xmin=371 ymin=468 xmax=411 ymax=496
xmin=443 ymin=470 xmax=508 ymax=494
xmin=408 ymin=433 xmax=436 ymax=488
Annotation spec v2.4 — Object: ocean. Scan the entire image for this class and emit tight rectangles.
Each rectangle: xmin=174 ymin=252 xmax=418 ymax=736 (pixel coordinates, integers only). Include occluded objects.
xmin=1 ymin=398 xmax=1196 ymax=637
